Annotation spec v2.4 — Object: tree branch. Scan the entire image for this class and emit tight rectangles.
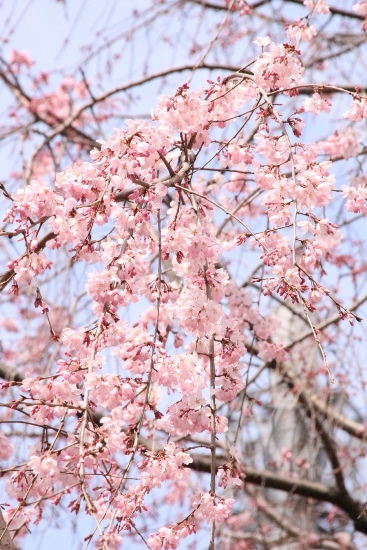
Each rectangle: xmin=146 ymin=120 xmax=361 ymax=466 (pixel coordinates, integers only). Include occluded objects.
xmin=188 ymin=452 xmax=367 ymax=534
xmin=273 ymin=360 xmax=367 ymax=440
xmin=286 ymin=0 xmax=365 ymax=21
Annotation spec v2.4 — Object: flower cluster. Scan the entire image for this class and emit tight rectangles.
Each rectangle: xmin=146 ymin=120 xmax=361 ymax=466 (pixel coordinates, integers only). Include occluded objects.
xmin=1 ymin=23 xmax=366 ymax=550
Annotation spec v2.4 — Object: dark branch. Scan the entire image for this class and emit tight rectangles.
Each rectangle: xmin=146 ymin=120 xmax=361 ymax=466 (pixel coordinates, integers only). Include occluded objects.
xmin=189 ymin=452 xmax=367 ymax=534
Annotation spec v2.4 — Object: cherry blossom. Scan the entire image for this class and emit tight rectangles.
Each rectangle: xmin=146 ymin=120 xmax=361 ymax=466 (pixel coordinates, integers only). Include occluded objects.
xmin=1 ymin=5 xmax=367 ymax=549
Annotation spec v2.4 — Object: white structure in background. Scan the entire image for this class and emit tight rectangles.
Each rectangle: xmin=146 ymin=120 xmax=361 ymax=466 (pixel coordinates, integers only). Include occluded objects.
xmin=252 ymin=303 xmax=362 ymax=544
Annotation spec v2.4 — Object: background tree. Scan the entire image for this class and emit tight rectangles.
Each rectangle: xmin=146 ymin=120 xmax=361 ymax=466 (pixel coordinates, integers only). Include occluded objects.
xmin=1 ymin=1 xmax=367 ymax=548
